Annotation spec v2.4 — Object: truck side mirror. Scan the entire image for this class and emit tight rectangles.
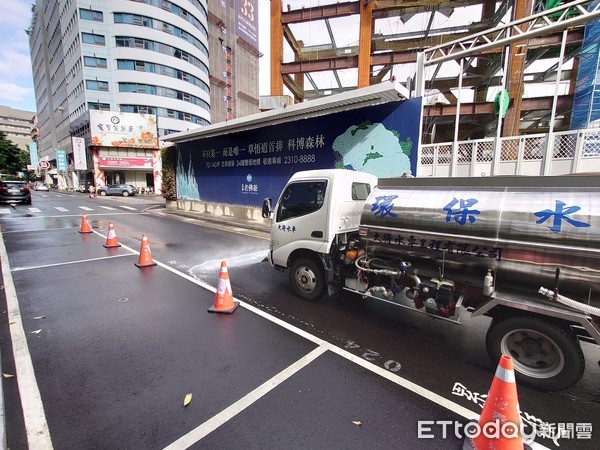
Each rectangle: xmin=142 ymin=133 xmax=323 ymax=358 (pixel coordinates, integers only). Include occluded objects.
xmin=262 ymin=198 xmax=272 ymax=218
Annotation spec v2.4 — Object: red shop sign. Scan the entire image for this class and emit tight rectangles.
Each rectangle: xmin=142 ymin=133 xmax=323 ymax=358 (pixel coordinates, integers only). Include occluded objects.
xmin=98 ymin=157 xmax=153 ymax=169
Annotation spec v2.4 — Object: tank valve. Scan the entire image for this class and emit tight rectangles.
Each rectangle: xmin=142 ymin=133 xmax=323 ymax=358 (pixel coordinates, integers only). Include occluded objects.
xmin=483 ymin=269 xmax=494 ymax=297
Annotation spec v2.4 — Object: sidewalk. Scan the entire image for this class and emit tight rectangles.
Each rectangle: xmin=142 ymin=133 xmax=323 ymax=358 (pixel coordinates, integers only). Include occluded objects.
xmin=161 ymin=208 xmax=270 ymax=234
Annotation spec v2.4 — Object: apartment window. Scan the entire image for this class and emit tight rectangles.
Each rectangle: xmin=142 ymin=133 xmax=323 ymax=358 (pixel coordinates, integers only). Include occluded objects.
xmin=79 ymin=9 xmax=103 ymax=22
xmin=115 ymin=37 xmax=131 ymax=47
xmin=82 ymin=32 xmax=105 ymax=46
xmin=88 ymin=102 xmax=110 ymax=110
xmin=86 ymin=80 xmax=109 ymax=91
xmin=135 ymin=61 xmax=146 ymax=71
xmin=117 ymin=60 xmax=135 ymax=70
xmin=83 ymin=56 xmax=107 ymax=68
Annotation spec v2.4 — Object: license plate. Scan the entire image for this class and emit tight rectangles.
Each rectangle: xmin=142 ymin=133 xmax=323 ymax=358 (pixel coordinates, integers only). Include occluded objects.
xmin=8 ymin=189 xmax=19 ymax=193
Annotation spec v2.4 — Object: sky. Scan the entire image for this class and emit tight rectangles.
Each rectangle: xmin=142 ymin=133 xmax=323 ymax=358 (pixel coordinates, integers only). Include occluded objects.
xmin=0 ymin=0 xmax=37 ymax=112
xmin=0 ymin=0 xmax=273 ymax=114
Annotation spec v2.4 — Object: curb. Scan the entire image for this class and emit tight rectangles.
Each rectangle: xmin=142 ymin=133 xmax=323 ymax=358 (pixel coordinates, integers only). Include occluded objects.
xmin=162 ymin=209 xmax=270 ymax=234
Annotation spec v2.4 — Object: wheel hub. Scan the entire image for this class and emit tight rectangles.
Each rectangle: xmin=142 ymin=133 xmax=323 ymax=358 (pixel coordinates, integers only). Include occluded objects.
xmin=501 ymin=328 xmax=564 ymax=379
xmin=296 ymin=267 xmax=316 ymax=293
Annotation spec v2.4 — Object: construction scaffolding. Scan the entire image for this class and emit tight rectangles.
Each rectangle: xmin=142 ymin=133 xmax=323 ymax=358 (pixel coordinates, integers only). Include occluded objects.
xmin=270 ymin=0 xmax=600 ymax=142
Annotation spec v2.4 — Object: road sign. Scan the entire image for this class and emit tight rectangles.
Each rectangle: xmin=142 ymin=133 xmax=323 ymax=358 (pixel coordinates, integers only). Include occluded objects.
xmin=38 ymin=161 xmax=50 ymax=169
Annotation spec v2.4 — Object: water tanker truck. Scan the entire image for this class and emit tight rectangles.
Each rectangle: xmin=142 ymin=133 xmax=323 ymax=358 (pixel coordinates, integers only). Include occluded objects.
xmin=261 ymin=169 xmax=600 ymax=391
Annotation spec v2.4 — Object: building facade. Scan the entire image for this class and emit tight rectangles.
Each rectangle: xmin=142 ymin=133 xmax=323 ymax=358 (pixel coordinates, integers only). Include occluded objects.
xmin=206 ymin=0 xmax=260 ymax=122
xmin=28 ymin=0 xmax=220 ymax=191
xmin=0 ymin=106 xmax=35 ymax=151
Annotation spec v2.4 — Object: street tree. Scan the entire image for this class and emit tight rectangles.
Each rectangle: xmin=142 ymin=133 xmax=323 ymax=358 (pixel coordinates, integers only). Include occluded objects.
xmin=0 ymin=131 xmax=30 ymax=176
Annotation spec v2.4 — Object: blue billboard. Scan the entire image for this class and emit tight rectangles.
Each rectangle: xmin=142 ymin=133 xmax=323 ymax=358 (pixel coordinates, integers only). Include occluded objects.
xmin=176 ymin=98 xmax=422 ymax=206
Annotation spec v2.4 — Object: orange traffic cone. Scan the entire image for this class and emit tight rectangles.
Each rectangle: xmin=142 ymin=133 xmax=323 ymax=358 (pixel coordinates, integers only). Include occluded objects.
xmin=103 ymin=222 xmax=121 ymax=248
xmin=208 ymin=261 xmax=239 ymax=314
xmin=135 ymin=233 xmax=157 ymax=267
xmin=79 ymin=213 xmax=92 ymax=234
xmin=463 ymin=355 xmax=531 ymax=450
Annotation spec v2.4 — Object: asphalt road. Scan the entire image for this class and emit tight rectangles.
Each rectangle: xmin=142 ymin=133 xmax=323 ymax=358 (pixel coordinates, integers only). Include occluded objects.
xmin=0 ymin=190 xmax=598 ymax=449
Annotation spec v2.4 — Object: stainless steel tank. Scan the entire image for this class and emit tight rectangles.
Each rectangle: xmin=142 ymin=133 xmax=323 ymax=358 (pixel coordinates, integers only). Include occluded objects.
xmin=359 ymin=175 xmax=600 ymax=308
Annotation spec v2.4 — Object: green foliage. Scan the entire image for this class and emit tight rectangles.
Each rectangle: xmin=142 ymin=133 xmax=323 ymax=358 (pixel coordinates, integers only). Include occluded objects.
xmin=161 ymin=145 xmax=177 ymax=200
xmin=0 ymin=131 xmax=29 ymax=176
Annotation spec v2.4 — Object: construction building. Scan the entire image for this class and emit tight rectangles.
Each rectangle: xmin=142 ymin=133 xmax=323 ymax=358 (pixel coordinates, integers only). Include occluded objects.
xmin=269 ymin=0 xmax=598 ymax=143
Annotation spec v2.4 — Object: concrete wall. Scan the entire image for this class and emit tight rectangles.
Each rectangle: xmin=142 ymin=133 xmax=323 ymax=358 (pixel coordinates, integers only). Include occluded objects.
xmin=166 ymin=199 xmax=269 ymax=226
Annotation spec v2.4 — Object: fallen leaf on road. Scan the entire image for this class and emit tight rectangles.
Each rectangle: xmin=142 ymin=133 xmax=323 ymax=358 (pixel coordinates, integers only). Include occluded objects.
xmin=2 ymin=373 xmax=14 ymax=378
xmin=30 ymin=329 xmax=42 ymax=334
xmin=33 ymin=316 xmax=45 ymax=320
xmin=183 ymin=393 xmax=192 ymax=407
xmin=6 ymin=321 xmax=15 ymax=327
xmin=352 ymin=421 xmax=362 ymax=426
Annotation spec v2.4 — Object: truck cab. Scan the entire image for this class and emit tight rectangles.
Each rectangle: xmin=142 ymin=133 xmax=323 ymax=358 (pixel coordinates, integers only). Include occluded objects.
xmin=262 ymin=169 xmax=377 ymax=299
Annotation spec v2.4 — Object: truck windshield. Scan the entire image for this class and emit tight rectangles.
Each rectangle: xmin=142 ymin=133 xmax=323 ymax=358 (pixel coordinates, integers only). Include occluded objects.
xmin=277 ymin=181 xmax=327 ymax=222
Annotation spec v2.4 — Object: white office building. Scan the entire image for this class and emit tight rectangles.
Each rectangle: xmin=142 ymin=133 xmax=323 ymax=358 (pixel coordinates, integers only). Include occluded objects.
xmin=28 ymin=0 xmax=211 ymax=191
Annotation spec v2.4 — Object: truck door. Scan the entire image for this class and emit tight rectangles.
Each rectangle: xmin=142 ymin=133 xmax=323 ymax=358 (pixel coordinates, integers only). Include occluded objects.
xmin=271 ymin=179 xmax=329 ymax=267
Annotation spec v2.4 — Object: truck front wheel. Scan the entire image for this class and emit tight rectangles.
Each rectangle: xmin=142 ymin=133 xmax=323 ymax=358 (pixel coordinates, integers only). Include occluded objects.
xmin=486 ymin=316 xmax=585 ymax=391
xmin=289 ymin=257 xmax=325 ymax=301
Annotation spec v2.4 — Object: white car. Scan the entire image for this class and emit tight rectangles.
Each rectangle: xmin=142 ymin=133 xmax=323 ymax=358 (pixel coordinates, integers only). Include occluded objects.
xmin=33 ymin=182 xmax=50 ymax=191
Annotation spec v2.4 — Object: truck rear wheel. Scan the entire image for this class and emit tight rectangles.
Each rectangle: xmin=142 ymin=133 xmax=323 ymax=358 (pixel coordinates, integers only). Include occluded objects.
xmin=486 ymin=316 xmax=585 ymax=391
xmin=289 ymin=257 xmax=325 ymax=301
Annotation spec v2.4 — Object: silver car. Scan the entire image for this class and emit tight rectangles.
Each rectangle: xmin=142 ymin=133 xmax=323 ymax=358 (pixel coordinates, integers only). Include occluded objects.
xmin=96 ymin=184 xmax=138 ymax=197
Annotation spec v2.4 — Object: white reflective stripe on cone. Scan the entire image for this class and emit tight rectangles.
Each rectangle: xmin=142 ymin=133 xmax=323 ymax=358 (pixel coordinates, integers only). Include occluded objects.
xmin=495 ymin=365 xmax=516 ymax=383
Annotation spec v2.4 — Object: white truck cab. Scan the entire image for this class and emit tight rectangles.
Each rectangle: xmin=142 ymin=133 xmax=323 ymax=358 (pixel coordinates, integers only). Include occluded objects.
xmin=262 ymin=169 xmax=377 ymax=299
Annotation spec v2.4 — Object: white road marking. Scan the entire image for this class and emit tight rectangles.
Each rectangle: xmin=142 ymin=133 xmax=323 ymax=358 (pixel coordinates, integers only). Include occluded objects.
xmin=11 ymin=253 xmax=133 ymax=272
xmin=163 ymin=347 xmax=328 ymax=449
xmin=0 ymin=233 xmax=54 ymax=449
xmin=54 ymin=207 xmax=69 ymax=212
xmin=119 ymin=205 xmax=137 ymax=211
xmin=99 ymin=206 xmax=117 ymax=210
xmin=0 ymin=208 xmax=11 ymax=214
xmin=28 ymin=208 xmax=42 ymax=213
xmin=78 ymin=206 xmax=94 ymax=211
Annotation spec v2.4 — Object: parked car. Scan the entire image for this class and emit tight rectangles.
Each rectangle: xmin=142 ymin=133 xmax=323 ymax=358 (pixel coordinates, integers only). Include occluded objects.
xmin=0 ymin=181 xmax=32 ymax=204
xmin=96 ymin=184 xmax=138 ymax=197
xmin=33 ymin=181 xmax=50 ymax=191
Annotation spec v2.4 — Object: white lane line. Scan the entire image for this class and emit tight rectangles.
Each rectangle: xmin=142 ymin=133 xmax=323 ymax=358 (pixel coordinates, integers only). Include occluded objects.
xmin=28 ymin=208 xmax=42 ymax=213
xmin=163 ymin=346 xmax=328 ymax=450
xmin=119 ymin=206 xmax=137 ymax=211
xmin=54 ymin=207 xmax=68 ymax=212
xmin=0 ymin=212 xmax=140 ymax=222
xmin=78 ymin=206 xmax=94 ymax=211
xmin=0 ymin=208 xmax=11 ymax=214
xmin=0 ymin=233 xmax=54 ymax=449
xmin=99 ymin=206 xmax=117 ymax=210
xmin=11 ymin=253 xmax=133 ymax=272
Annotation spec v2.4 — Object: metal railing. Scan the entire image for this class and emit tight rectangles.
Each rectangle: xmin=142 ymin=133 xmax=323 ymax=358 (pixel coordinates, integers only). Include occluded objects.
xmin=419 ymin=128 xmax=600 ymax=177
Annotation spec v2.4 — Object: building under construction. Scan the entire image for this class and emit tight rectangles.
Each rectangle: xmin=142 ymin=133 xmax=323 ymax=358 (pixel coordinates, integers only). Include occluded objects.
xmin=269 ymin=0 xmax=600 ymax=143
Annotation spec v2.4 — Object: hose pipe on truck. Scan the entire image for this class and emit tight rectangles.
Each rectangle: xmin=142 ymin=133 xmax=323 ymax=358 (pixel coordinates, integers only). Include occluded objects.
xmin=538 ymin=287 xmax=600 ymax=317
